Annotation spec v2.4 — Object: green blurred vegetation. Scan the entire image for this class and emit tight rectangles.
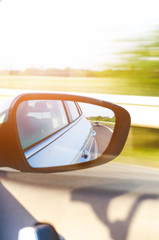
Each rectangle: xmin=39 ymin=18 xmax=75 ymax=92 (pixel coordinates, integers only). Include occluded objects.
xmin=119 ymin=30 xmax=159 ymax=74
xmin=0 ymin=29 xmax=159 ymax=96
xmin=115 ymin=127 xmax=159 ymax=168
xmin=116 ymin=29 xmax=159 ymax=96
xmin=0 ymin=75 xmax=140 ymax=95
xmin=88 ymin=116 xmax=115 ymax=123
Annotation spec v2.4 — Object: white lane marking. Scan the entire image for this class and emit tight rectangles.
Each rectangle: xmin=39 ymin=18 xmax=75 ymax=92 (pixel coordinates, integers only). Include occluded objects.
xmin=88 ymin=138 xmax=94 ymax=152
xmin=101 ymin=125 xmax=113 ymax=133
xmin=88 ymin=138 xmax=98 ymax=159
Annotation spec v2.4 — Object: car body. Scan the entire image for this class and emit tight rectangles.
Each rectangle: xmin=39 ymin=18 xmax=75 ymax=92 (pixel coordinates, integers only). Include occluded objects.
xmin=93 ymin=121 xmax=99 ymax=127
xmin=0 ymin=98 xmax=98 ymax=168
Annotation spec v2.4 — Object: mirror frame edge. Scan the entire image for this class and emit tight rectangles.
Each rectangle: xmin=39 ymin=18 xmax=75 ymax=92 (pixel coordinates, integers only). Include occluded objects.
xmin=8 ymin=93 xmax=131 ymax=173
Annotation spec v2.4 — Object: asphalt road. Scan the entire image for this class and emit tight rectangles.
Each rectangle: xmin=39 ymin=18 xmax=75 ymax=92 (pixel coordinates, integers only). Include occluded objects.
xmin=93 ymin=124 xmax=113 ymax=156
xmin=1 ymin=162 xmax=159 ymax=240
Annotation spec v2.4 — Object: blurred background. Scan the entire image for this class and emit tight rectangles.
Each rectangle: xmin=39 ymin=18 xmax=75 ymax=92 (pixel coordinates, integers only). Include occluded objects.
xmin=0 ymin=0 xmax=158 ymax=167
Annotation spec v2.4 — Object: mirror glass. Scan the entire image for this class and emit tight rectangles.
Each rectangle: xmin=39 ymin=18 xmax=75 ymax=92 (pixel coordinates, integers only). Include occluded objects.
xmin=16 ymin=100 xmax=116 ymax=168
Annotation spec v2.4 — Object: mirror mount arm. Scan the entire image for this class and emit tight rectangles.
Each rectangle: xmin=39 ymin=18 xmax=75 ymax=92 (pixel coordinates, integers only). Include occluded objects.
xmin=0 ymin=122 xmax=15 ymax=168
xmin=0 ymin=120 xmax=29 ymax=171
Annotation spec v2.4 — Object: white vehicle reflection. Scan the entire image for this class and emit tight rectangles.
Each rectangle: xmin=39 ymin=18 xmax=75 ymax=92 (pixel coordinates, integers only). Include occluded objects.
xmin=16 ymin=100 xmax=115 ymax=168
xmin=16 ymin=100 xmax=97 ymax=168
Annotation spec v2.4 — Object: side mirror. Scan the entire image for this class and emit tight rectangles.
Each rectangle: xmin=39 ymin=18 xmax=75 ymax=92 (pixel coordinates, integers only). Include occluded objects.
xmin=0 ymin=93 xmax=130 ymax=173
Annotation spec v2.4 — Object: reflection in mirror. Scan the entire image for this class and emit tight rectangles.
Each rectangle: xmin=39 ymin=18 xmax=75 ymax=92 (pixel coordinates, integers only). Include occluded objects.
xmin=16 ymin=100 xmax=116 ymax=168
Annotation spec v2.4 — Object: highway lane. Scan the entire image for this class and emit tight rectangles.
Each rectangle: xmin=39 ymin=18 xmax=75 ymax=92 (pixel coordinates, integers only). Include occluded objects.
xmin=1 ymin=162 xmax=159 ymax=240
xmin=93 ymin=123 xmax=113 ymax=156
xmin=2 ymin=162 xmax=159 ymax=193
